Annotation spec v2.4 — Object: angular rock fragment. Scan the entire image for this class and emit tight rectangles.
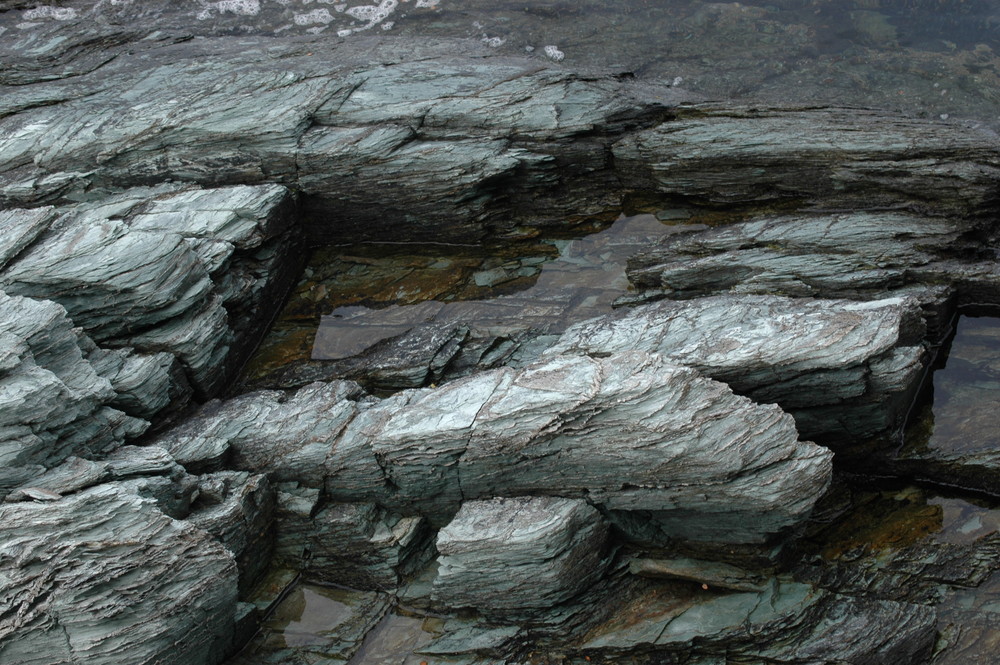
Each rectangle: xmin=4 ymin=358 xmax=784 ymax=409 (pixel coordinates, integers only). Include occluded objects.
xmin=434 ymin=496 xmax=610 ymax=616
xmin=0 ymin=291 xmax=147 ymax=494
xmin=0 ymin=484 xmax=239 ymax=665
xmin=546 ymin=295 xmax=926 ymax=443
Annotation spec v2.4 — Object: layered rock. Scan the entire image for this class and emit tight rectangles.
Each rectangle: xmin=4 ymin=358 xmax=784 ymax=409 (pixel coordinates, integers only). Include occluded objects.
xmin=546 ymin=294 xmax=926 ymax=443
xmin=612 ymin=106 xmax=1000 ymax=216
xmin=625 ymin=211 xmax=1000 ymax=337
xmin=0 ymin=184 xmax=298 ymax=396
xmin=433 ymin=496 xmax=611 ymax=616
xmin=0 ymin=291 xmax=146 ymax=495
xmin=0 ymin=483 xmax=239 ymax=665
xmin=273 ymin=489 xmax=433 ymax=591
xmin=158 ymin=351 xmax=832 ymax=548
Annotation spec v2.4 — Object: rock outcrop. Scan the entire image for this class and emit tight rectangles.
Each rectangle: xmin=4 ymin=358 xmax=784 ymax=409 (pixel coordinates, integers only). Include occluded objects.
xmin=0 ymin=484 xmax=239 ymax=665
xmin=547 ymin=294 xmax=927 ymax=444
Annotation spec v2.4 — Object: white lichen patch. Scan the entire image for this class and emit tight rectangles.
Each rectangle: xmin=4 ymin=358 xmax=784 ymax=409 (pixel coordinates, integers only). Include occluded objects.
xmin=23 ymin=6 xmax=78 ymax=20
xmin=544 ymin=45 xmax=565 ymax=62
xmin=294 ymin=8 xmax=334 ymax=24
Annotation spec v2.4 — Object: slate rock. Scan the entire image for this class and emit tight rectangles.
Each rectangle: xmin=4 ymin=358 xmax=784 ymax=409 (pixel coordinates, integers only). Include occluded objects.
xmin=433 ymin=496 xmax=610 ymax=617
xmin=0 ymin=291 xmax=147 ymax=494
xmin=0 ymin=483 xmax=239 ymax=665
xmin=188 ymin=471 xmax=275 ymax=596
xmin=546 ymin=294 xmax=926 ymax=443
xmin=612 ymin=106 xmax=1000 ymax=216
xmin=160 ymin=351 xmax=832 ymax=548
xmin=0 ymin=184 xmax=297 ymax=397
xmin=273 ymin=493 xmax=433 ymax=591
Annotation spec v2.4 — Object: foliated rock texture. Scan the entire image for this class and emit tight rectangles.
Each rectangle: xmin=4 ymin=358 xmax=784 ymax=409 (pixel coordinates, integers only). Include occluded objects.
xmin=157 ymin=351 xmax=832 ymax=547
xmin=433 ymin=496 xmax=611 ymax=616
xmin=612 ymin=106 xmax=1000 ymax=216
xmin=0 ymin=184 xmax=298 ymax=397
xmin=546 ymin=294 xmax=926 ymax=443
xmin=0 ymin=291 xmax=147 ymax=495
xmin=273 ymin=493 xmax=434 ymax=591
xmin=625 ymin=211 xmax=1000 ymax=337
xmin=0 ymin=484 xmax=239 ymax=665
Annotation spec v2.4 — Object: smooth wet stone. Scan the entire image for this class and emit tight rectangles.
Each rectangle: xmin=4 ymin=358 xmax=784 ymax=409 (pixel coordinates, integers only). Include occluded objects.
xmin=160 ymin=351 xmax=832 ymax=548
xmin=578 ymin=578 xmax=936 ymax=664
xmin=433 ymin=496 xmax=611 ymax=616
xmin=546 ymin=294 xmax=926 ymax=443
xmin=0 ymin=483 xmax=239 ymax=665
xmin=0 ymin=290 xmax=147 ymax=494
xmin=229 ymin=584 xmax=392 ymax=665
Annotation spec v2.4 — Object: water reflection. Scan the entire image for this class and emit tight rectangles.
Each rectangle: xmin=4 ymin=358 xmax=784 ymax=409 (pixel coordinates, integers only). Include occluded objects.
xmin=899 ymin=315 xmax=1000 ymax=463
xmin=310 ymin=213 xmax=701 ymax=360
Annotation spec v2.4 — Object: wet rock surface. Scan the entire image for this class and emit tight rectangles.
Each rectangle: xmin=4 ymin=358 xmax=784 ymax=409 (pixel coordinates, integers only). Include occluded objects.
xmin=3 ymin=2 xmax=1000 ymax=664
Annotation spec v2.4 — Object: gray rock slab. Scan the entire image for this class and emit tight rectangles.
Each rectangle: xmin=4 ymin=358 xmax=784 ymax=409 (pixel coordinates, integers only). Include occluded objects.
xmin=613 ymin=106 xmax=1000 ymax=215
xmin=546 ymin=294 xmax=926 ymax=442
xmin=0 ymin=483 xmax=239 ymax=665
xmin=161 ymin=351 xmax=832 ymax=548
xmin=433 ymin=496 xmax=610 ymax=616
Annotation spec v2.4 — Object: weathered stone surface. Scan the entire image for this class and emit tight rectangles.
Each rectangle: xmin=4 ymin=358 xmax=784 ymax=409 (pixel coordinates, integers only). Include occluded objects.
xmin=546 ymin=294 xmax=926 ymax=443
xmin=188 ymin=471 xmax=275 ymax=596
xmin=0 ymin=291 xmax=146 ymax=494
xmin=5 ymin=445 xmax=178 ymax=503
xmin=160 ymin=351 xmax=832 ymax=547
xmin=88 ymin=347 xmax=191 ymax=420
xmin=434 ymin=496 xmax=610 ymax=616
xmin=625 ymin=210 xmax=1000 ymax=338
xmin=273 ymin=494 xmax=433 ymax=591
xmin=0 ymin=483 xmax=239 ymax=665
xmin=628 ymin=557 xmax=768 ymax=593
xmin=613 ymin=106 xmax=1000 ymax=216
xmin=0 ymin=184 xmax=297 ymax=396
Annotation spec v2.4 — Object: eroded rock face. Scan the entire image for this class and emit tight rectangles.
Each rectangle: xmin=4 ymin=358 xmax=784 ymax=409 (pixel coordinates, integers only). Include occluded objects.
xmin=547 ymin=294 xmax=926 ymax=444
xmin=0 ymin=291 xmax=146 ymax=494
xmin=433 ymin=496 xmax=611 ymax=616
xmin=0 ymin=484 xmax=239 ymax=665
xmin=0 ymin=184 xmax=299 ymax=396
xmin=612 ymin=106 xmax=1000 ymax=216
xmin=157 ymin=351 xmax=832 ymax=548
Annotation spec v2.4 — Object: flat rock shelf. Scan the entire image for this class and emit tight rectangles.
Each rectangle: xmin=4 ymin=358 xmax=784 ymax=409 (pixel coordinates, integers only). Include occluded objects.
xmin=4 ymin=2 xmax=1000 ymax=665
